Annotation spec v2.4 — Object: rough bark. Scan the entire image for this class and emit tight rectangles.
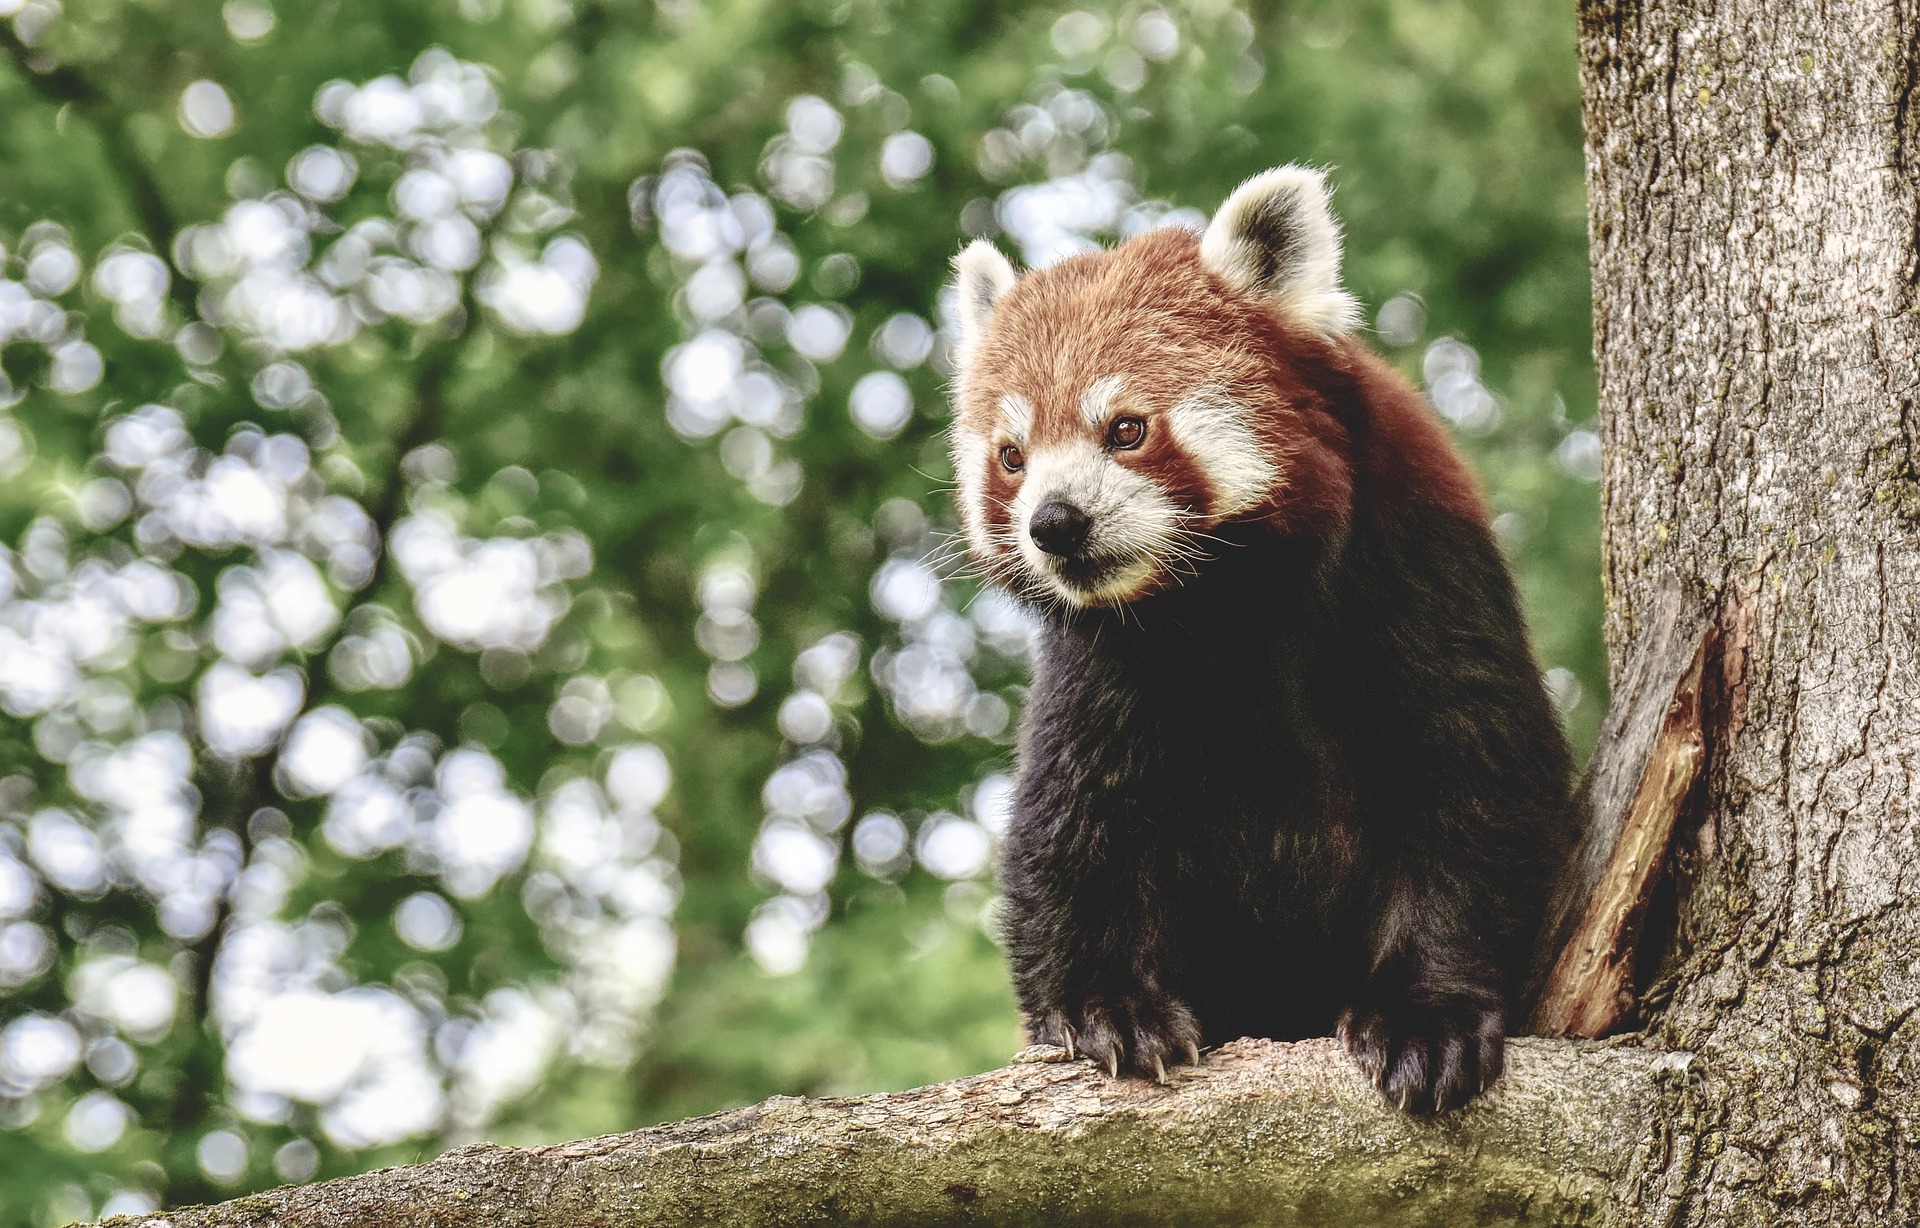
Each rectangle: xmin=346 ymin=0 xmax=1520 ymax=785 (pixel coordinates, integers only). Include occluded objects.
xmin=106 ymin=1038 xmax=1665 ymax=1228
xmin=1583 ymin=0 xmax=1920 ymax=1221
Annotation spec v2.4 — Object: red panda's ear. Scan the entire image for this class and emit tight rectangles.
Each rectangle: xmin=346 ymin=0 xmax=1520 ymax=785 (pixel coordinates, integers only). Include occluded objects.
xmin=951 ymin=240 xmax=1019 ymax=362
xmin=1200 ymin=166 xmax=1361 ymax=337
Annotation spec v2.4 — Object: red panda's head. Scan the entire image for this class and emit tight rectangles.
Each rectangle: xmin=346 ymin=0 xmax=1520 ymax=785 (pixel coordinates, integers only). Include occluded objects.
xmin=947 ymin=166 xmax=1361 ymax=609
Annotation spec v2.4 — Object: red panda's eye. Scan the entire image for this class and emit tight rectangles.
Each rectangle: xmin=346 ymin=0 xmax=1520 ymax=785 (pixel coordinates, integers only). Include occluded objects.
xmin=1108 ymin=416 xmax=1147 ymax=450
xmin=1000 ymin=444 xmax=1025 ymax=472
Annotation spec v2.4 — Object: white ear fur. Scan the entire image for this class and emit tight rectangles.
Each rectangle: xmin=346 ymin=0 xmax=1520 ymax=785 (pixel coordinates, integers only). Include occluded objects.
xmin=952 ymin=240 xmax=1018 ymax=359
xmin=1200 ymin=166 xmax=1361 ymax=336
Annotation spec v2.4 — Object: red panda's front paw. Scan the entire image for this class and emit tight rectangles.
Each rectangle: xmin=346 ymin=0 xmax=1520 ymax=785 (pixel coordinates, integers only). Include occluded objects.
xmin=1338 ymin=997 xmax=1505 ymax=1114
xmin=1031 ymin=993 xmax=1204 ymax=1083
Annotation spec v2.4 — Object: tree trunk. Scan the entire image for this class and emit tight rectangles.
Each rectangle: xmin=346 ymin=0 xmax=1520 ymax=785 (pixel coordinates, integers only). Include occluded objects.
xmin=1583 ymin=0 xmax=1920 ymax=1220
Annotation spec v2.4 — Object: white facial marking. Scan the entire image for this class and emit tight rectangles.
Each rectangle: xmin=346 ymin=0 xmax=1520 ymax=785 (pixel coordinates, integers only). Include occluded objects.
xmin=1015 ymin=437 xmax=1183 ymax=607
xmin=1164 ymin=388 xmax=1278 ymax=517
xmin=952 ymin=430 xmax=992 ymax=559
xmin=1000 ymin=393 xmax=1033 ymax=439
xmin=1079 ymin=375 xmax=1126 ymax=430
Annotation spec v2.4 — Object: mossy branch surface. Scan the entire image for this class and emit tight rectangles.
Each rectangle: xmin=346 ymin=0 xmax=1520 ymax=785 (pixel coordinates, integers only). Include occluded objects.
xmin=105 ymin=1037 xmax=1666 ymax=1228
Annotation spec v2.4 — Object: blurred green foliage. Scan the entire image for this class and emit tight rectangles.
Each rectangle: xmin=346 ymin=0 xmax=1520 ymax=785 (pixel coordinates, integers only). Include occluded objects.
xmin=0 ymin=0 xmax=1597 ymax=1221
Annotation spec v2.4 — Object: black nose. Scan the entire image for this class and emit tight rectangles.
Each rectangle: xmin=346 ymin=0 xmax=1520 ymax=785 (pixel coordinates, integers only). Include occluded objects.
xmin=1029 ymin=500 xmax=1093 ymax=558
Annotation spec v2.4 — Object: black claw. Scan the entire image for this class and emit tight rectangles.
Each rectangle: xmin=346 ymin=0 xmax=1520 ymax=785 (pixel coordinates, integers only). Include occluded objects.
xmin=1342 ymin=995 xmax=1505 ymax=1115
xmin=1036 ymin=991 xmax=1205 ymax=1084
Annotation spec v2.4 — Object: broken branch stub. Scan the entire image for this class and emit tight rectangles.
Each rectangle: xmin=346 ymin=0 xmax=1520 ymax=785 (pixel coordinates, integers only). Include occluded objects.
xmin=1531 ymin=583 xmax=1718 ymax=1038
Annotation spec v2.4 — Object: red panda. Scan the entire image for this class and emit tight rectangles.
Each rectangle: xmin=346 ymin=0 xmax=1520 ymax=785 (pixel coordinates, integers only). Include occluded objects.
xmin=947 ymin=167 xmax=1576 ymax=1113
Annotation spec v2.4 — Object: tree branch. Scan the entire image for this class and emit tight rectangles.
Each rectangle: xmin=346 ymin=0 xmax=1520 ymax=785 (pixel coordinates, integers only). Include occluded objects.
xmin=2 ymin=24 xmax=206 ymax=329
xmin=159 ymin=330 xmax=462 ymax=1203
xmin=114 ymin=1038 xmax=1666 ymax=1228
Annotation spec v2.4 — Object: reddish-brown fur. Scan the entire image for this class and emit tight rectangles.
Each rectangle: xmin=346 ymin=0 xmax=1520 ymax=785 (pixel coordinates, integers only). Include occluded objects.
xmin=957 ymin=227 xmax=1486 ymax=564
xmin=972 ymin=214 xmax=1576 ymax=1113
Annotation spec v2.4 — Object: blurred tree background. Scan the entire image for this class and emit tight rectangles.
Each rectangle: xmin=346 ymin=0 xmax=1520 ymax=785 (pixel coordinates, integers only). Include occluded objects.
xmin=0 ymin=0 xmax=1599 ymax=1221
